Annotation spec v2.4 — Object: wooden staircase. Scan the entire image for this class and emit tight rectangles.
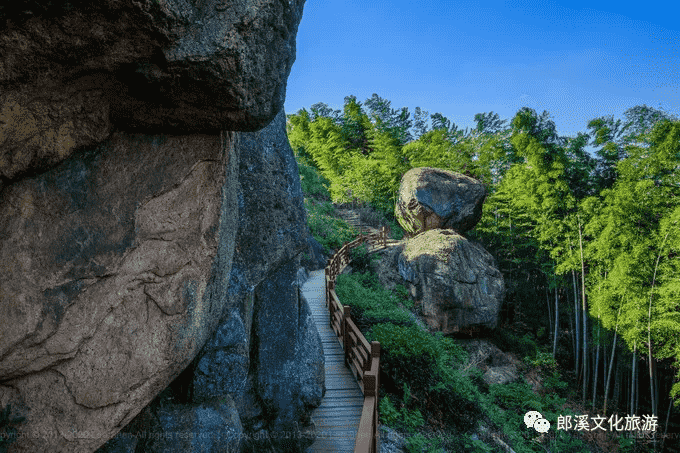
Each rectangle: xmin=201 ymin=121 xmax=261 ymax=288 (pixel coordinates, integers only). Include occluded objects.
xmin=337 ymin=210 xmax=370 ymax=235
xmin=336 ymin=210 xmax=401 ymax=251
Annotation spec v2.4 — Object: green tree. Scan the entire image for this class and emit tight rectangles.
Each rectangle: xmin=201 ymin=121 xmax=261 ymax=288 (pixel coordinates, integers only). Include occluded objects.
xmin=474 ymin=111 xmax=508 ymax=135
xmin=364 ymin=93 xmax=413 ymax=145
xmin=583 ymin=119 xmax=680 ymax=409
xmin=339 ymin=95 xmax=373 ymax=154
xmin=411 ymin=106 xmax=430 ymax=140
xmin=309 ymin=102 xmax=342 ymax=122
xmin=587 ymin=104 xmax=678 ymax=191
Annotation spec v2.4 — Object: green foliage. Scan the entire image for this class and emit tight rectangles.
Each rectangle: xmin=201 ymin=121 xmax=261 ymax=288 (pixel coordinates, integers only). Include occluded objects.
xmin=428 ymin=378 xmax=483 ymax=432
xmin=401 ymin=407 xmax=425 ymax=433
xmin=525 ymin=351 xmax=557 ymax=369
xmin=618 ymin=435 xmax=636 ymax=452
xmin=405 ymin=433 xmax=447 ymax=453
xmin=490 ymin=330 xmax=538 ymax=359
xmin=305 ymin=199 xmax=357 ymax=254
xmin=543 ymin=370 xmax=568 ymax=394
xmin=367 ymin=323 xmax=438 ymax=360
xmin=335 ymin=273 xmax=414 ymax=328
xmin=379 ymin=387 xmax=425 ymax=434
xmin=296 ymin=157 xmax=331 ymax=200
xmin=0 ymin=404 xmax=25 ymax=453
xmin=366 ymin=323 xmax=439 ymax=398
xmin=379 ymin=394 xmax=401 ymax=426
xmin=582 ymin=118 xmax=680 ymax=406
xmin=349 ymin=243 xmax=379 ymax=273
xmin=546 ymin=429 xmax=592 ymax=453
xmin=489 ymin=381 xmax=542 ymax=412
xmin=294 ymin=95 xmax=680 ymax=422
xmin=394 ymin=283 xmax=413 ymax=309
xmin=464 ymin=438 xmax=494 ymax=453
xmin=386 ymin=218 xmax=405 ymax=240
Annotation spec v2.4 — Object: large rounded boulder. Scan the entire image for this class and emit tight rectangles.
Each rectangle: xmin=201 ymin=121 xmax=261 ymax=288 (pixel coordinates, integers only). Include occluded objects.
xmin=395 ymin=167 xmax=486 ymax=235
xmin=398 ymin=229 xmax=505 ymax=334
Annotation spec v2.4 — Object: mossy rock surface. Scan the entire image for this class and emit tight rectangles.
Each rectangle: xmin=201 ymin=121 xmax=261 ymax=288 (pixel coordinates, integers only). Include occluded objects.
xmin=398 ymin=230 xmax=505 ymax=334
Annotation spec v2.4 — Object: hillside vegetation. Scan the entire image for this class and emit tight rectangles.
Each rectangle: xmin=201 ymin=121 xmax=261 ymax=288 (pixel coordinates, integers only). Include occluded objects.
xmin=289 ymin=95 xmax=680 ymax=452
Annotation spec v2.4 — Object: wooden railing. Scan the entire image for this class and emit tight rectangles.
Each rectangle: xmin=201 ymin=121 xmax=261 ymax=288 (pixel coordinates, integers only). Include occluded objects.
xmin=325 ymin=226 xmax=388 ymax=453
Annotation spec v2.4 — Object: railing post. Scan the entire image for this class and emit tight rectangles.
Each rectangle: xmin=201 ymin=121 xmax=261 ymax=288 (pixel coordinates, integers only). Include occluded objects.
xmin=324 ymin=267 xmax=330 ymax=308
xmin=327 ymin=279 xmax=335 ymax=327
xmin=343 ymin=305 xmax=351 ymax=366
xmin=371 ymin=341 xmax=381 ymax=453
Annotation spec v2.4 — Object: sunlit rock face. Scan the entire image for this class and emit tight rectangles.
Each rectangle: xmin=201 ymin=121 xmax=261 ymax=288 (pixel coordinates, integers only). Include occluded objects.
xmin=395 ymin=167 xmax=486 ymax=236
xmin=398 ymin=229 xmax=505 ymax=334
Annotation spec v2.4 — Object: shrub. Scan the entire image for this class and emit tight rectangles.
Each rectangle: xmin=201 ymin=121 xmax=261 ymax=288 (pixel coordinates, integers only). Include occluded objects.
xmin=349 ymin=243 xmax=379 ymax=273
xmin=384 ymin=217 xmax=405 ymax=240
xmin=367 ymin=323 xmax=437 ymax=360
xmin=392 ymin=282 xmax=414 ymax=314
xmin=525 ymin=351 xmax=557 ymax=370
xmin=405 ymin=432 xmax=448 ymax=453
xmin=430 ymin=331 xmax=468 ymax=369
xmin=490 ymin=330 xmax=538 ymax=359
xmin=335 ymin=274 xmax=413 ymax=332
xmin=305 ymin=199 xmax=357 ymax=254
xmin=401 ymin=407 xmax=425 ymax=434
xmin=379 ymin=394 xmax=401 ymax=426
xmin=489 ymin=381 xmax=542 ymax=412
xmin=298 ymin=159 xmax=332 ymax=200
xmin=543 ymin=370 xmax=568 ymax=395
xmin=427 ymin=379 xmax=483 ymax=433
xmin=352 ymin=271 xmax=382 ymax=292
xmin=365 ymin=324 xmax=443 ymax=399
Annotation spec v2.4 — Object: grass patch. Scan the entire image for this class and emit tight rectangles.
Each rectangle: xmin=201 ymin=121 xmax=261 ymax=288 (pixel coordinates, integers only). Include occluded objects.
xmin=335 ymin=273 xmax=414 ymax=331
xmin=348 ymin=243 xmax=380 ymax=273
xmin=305 ymin=199 xmax=357 ymax=254
xmin=297 ymin=157 xmax=332 ymax=200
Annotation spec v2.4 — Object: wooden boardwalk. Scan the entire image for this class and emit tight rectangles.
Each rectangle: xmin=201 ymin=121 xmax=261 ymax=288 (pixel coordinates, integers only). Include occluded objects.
xmin=304 ymin=269 xmax=365 ymax=453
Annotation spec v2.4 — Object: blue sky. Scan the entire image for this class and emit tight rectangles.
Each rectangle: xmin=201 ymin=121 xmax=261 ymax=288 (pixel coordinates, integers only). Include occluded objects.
xmin=284 ymin=0 xmax=679 ymax=147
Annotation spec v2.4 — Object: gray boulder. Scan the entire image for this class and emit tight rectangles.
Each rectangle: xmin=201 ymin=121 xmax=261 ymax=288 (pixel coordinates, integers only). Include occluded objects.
xmin=398 ymin=230 xmax=505 ymax=334
xmin=297 ymin=266 xmax=310 ymax=287
xmin=395 ymin=167 xmax=486 ymax=235
xmin=1 ymin=1 xmax=318 ymax=450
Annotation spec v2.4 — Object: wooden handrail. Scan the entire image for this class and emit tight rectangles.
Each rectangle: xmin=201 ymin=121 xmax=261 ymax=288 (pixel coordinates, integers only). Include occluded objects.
xmin=324 ymin=226 xmax=388 ymax=453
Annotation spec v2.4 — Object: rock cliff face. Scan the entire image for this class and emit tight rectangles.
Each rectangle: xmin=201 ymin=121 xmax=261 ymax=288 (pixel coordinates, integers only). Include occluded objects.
xmin=98 ymin=110 xmax=324 ymax=453
xmin=0 ymin=1 xmax=318 ymax=452
xmin=0 ymin=0 xmax=304 ymax=190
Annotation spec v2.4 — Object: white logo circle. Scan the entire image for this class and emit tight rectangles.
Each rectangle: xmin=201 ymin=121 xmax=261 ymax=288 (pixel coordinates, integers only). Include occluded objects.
xmin=524 ymin=410 xmax=542 ymax=428
xmin=533 ymin=417 xmax=551 ymax=433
